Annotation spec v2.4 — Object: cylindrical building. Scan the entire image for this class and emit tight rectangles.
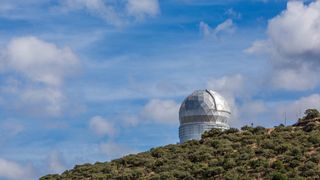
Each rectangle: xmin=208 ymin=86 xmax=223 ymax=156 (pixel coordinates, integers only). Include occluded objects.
xmin=179 ymin=89 xmax=231 ymax=143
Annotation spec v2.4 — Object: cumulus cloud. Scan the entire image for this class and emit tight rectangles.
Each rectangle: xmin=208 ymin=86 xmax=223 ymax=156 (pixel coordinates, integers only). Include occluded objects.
xmin=4 ymin=36 xmax=78 ymax=86
xmin=0 ymin=158 xmax=34 ymax=180
xmin=140 ymin=99 xmax=179 ymax=124
xmin=89 ymin=116 xmax=115 ymax=136
xmin=0 ymin=36 xmax=79 ymax=116
xmin=267 ymin=1 xmax=320 ymax=60
xmin=57 ymin=0 xmax=160 ymax=26
xmin=200 ymin=19 xmax=235 ymax=38
xmin=271 ymin=65 xmax=319 ymax=91
xmin=276 ymin=94 xmax=320 ymax=121
xmin=247 ymin=1 xmax=320 ymax=91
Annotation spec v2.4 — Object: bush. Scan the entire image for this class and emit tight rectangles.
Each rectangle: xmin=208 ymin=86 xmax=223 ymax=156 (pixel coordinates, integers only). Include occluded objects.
xmin=202 ymin=128 xmax=223 ymax=139
xmin=269 ymin=172 xmax=288 ymax=180
xmin=159 ymin=172 xmax=175 ymax=179
xmin=303 ymin=109 xmax=320 ymax=120
xmin=275 ymin=143 xmax=291 ymax=154
xmin=303 ymin=122 xmax=318 ymax=132
xmin=308 ymin=135 xmax=320 ymax=144
xmin=272 ymin=160 xmax=285 ymax=171
xmin=289 ymin=147 xmax=301 ymax=156
xmin=252 ymin=126 xmax=266 ymax=134
xmin=288 ymin=160 xmax=300 ymax=168
xmin=225 ymin=128 xmax=239 ymax=134
xmin=205 ymin=166 xmax=224 ymax=177
xmin=241 ymin=125 xmax=253 ymax=131
xmin=223 ymin=158 xmax=236 ymax=169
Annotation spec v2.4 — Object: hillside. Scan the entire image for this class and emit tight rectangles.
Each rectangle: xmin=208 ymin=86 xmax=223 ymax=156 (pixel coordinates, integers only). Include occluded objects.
xmin=41 ymin=109 xmax=320 ymax=179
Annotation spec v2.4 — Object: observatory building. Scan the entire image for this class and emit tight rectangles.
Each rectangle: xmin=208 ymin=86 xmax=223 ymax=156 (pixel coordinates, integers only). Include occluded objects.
xmin=179 ymin=89 xmax=231 ymax=143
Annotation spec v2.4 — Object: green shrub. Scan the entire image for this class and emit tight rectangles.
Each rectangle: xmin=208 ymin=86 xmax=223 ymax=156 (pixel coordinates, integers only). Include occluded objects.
xmin=303 ymin=109 xmax=320 ymax=120
xmin=205 ymin=166 xmax=224 ymax=177
xmin=252 ymin=126 xmax=266 ymax=134
xmin=241 ymin=125 xmax=253 ymax=131
xmin=272 ymin=160 xmax=285 ymax=171
xmin=269 ymin=172 xmax=288 ymax=180
xmin=308 ymin=134 xmax=320 ymax=144
xmin=225 ymin=128 xmax=239 ymax=134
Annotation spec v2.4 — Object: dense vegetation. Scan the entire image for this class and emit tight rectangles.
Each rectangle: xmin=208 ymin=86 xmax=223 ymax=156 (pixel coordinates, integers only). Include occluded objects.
xmin=41 ymin=109 xmax=320 ymax=179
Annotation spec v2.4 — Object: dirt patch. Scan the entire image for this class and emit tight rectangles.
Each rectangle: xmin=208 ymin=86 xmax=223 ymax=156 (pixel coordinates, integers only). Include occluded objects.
xmin=267 ymin=128 xmax=274 ymax=135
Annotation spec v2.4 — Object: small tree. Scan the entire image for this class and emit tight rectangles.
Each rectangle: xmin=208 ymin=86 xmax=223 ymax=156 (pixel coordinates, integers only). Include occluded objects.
xmin=303 ymin=109 xmax=320 ymax=120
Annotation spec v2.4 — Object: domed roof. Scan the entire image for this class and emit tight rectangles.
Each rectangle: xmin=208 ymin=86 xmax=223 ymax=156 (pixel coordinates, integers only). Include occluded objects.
xmin=179 ymin=89 xmax=231 ymax=124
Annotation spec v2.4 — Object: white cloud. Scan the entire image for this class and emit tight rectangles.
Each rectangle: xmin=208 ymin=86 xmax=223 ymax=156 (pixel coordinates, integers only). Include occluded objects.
xmin=245 ymin=40 xmax=269 ymax=54
xmin=100 ymin=142 xmax=136 ymax=160
xmin=140 ymin=99 xmax=179 ymax=124
xmin=267 ymin=1 xmax=320 ymax=60
xmin=199 ymin=21 xmax=211 ymax=36
xmin=89 ymin=116 xmax=115 ymax=136
xmin=4 ymin=36 xmax=78 ymax=86
xmin=126 ymin=0 xmax=160 ymax=20
xmin=247 ymin=1 xmax=320 ymax=91
xmin=0 ymin=158 xmax=34 ymax=180
xmin=0 ymin=36 xmax=79 ymax=116
xmin=57 ymin=0 xmax=160 ymax=26
xmin=47 ymin=151 xmax=66 ymax=174
xmin=271 ymin=65 xmax=319 ymax=91
xmin=199 ymin=19 xmax=235 ymax=38
xmin=58 ymin=0 xmax=125 ymax=26
xmin=213 ymin=19 xmax=235 ymax=36
xmin=276 ymin=94 xmax=320 ymax=121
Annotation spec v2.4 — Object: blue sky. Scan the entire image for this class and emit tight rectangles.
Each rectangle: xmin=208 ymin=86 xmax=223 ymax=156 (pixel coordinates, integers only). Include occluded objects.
xmin=1 ymin=0 xmax=320 ymax=179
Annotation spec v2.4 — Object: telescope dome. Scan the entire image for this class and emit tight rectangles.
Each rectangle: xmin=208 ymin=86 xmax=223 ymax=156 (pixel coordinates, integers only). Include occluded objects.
xmin=179 ymin=89 xmax=231 ymax=143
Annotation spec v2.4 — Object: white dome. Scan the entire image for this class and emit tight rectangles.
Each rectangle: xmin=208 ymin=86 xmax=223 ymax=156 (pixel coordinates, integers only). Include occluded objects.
xmin=178 ymin=89 xmax=231 ymax=143
xmin=179 ymin=89 xmax=231 ymax=124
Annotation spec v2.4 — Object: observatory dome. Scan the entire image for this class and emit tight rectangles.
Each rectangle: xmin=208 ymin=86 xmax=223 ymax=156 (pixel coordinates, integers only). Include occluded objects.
xmin=179 ymin=89 xmax=231 ymax=143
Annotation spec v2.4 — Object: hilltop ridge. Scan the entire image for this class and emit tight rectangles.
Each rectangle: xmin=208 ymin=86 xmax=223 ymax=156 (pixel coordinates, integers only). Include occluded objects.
xmin=41 ymin=109 xmax=320 ymax=179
